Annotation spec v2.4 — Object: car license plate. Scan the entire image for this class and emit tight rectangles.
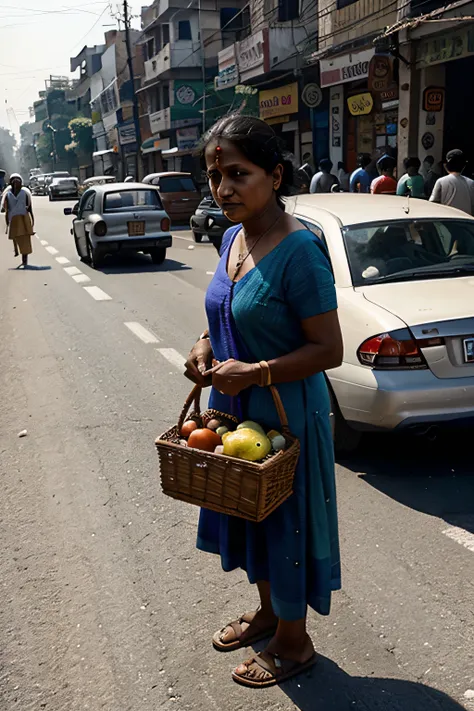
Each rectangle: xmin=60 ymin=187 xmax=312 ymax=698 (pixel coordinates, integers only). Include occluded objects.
xmin=128 ymin=221 xmax=145 ymax=236
xmin=463 ymin=337 xmax=474 ymax=363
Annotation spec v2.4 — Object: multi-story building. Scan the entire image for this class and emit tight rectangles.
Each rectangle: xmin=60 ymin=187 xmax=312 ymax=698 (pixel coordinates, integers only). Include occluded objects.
xmin=137 ymin=0 xmax=246 ymax=175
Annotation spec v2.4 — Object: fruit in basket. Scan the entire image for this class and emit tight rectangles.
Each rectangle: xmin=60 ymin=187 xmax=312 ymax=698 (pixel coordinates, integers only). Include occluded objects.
xmin=216 ymin=426 xmax=229 ymax=437
xmin=237 ymin=421 xmax=265 ymax=436
xmin=214 ymin=445 xmax=224 ymax=455
xmin=267 ymin=430 xmax=286 ymax=452
xmin=223 ymin=428 xmax=271 ymax=462
xmin=181 ymin=420 xmax=198 ymax=438
xmin=206 ymin=418 xmax=221 ymax=431
xmin=187 ymin=428 xmax=221 ymax=452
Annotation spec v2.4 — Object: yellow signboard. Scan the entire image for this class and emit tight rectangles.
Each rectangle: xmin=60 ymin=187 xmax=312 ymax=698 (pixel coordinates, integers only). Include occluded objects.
xmin=347 ymin=92 xmax=373 ymax=116
xmin=259 ymin=82 xmax=298 ymax=120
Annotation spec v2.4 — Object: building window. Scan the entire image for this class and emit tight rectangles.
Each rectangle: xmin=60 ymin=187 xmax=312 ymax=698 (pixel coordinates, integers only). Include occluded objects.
xmin=336 ymin=0 xmax=358 ymax=8
xmin=278 ymin=0 xmax=299 ymax=21
xmin=162 ymin=24 xmax=170 ymax=46
xmin=220 ymin=7 xmax=242 ymax=31
xmin=178 ymin=20 xmax=191 ymax=40
xmin=146 ymin=38 xmax=154 ymax=60
xmin=163 ymin=85 xmax=170 ymax=110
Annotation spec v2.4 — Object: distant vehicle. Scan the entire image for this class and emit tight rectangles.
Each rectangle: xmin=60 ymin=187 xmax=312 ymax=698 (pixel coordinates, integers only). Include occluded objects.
xmin=63 ymin=182 xmax=172 ymax=268
xmin=49 ymin=176 xmax=79 ymax=201
xmin=142 ymin=171 xmax=201 ymax=224
xmin=190 ymin=196 xmax=232 ymax=251
xmin=80 ymin=176 xmax=116 ymax=193
xmin=285 ymin=193 xmax=474 ymax=451
xmin=31 ymin=174 xmax=48 ymax=195
xmin=29 ymin=168 xmax=41 ymax=178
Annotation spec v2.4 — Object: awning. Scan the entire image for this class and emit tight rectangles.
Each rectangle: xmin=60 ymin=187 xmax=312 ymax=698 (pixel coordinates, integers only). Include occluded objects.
xmin=92 ymin=149 xmax=116 ymax=158
xmin=136 ymin=79 xmax=161 ymax=94
xmin=141 ymin=136 xmax=171 ymax=154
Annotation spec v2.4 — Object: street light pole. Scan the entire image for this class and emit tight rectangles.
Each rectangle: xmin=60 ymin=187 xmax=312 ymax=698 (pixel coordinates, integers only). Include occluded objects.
xmin=199 ymin=0 xmax=206 ymax=134
xmin=123 ymin=0 xmax=143 ymax=178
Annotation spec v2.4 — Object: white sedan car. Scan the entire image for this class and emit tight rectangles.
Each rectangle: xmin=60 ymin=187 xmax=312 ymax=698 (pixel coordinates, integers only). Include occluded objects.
xmin=285 ymin=194 xmax=474 ymax=451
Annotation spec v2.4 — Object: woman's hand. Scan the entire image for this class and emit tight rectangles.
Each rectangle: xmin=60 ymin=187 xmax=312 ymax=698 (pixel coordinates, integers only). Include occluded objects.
xmin=184 ymin=338 xmax=214 ymax=387
xmin=204 ymin=359 xmax=260 ymax=397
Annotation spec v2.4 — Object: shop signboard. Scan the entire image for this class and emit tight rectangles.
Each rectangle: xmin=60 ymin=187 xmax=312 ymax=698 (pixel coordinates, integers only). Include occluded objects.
xmin=215 ymin=45 xmax=239 ymax=90
xmin=259 ymin=82 xmax=299 ymax=120
xmin=368 ymin=54 xmax=393 ymax=92
xmin=172 ymin=80 xmax=203 ymax=122
xmin=347 ymin=92 xmax=374 ymax=116
xmin=416 ymin=26 xmax=474 ymax=67
xmin=237 ymin=29 xmax=269 ymax=82
xmin=301 ymin=83 xmax=323 ymax=108
xmin=118 ymin=120 xmax=136 ymax=146
xmin=176 ymin=126 xmax=200 ymax=150
xmin=423 ymin=87 xmax=444 ymax=112
xmin=320 ymin=48 xmax=374 ymax=88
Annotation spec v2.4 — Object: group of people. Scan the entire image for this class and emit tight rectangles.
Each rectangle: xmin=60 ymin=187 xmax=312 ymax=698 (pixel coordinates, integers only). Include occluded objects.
xmin=301 ymin=148 xmax=474 ymax=215
xmin=1 ymin=173 xmax=35 ymax=267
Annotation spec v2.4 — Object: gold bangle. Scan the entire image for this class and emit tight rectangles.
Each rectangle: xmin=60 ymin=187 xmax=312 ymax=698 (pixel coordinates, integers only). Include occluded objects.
xmin=258 ymin=360 xmax=272 ymax=387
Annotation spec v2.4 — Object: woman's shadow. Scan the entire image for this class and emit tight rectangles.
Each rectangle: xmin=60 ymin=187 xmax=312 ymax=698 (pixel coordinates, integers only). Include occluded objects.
xmin=279 ymin=654 xmax=467 ymax=710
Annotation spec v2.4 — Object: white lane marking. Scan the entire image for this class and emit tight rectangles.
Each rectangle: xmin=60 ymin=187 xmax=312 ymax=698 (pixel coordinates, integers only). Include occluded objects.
xmin=157 ymin=348 xmax=186 ymax=370
xmin=56 ymin=256 xmax=70 ymax=265
xmin=83 ymin=286 xmax=112 ymax=301
xmin=46 ymin=246 xmax=59 ymax=255
xmin=40 ymin=240 xmax=48 ymax=246
xmin=64 ymin=266 xmax=82 ymax=276
xmin=125 ymin=322 xmax=160 ymax=344
xmin=72 ymin=273 xmax=91 ymax=283
xmin=206 ymin=271 xmax=215 ymax=276
xmin=442 ymin=525 xmax=474 ymax=553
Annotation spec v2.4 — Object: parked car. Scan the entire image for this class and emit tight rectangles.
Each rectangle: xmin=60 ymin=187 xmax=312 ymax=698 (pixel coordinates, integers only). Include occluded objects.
xmin=190 ymin=196 xmax=232 ymax=251
xmin=79 ymin=175 xmax=116 ymax=195
xmin=32 ymin=174 xmax=51 ymax=195
xmin=142 ymin=172 xmax=201 ymax=224
xmin=284 ymin=193 xmax=474 ymax=452
xmin=49 ymin=176 xmax=79 ymax=201
xmin=64 ymin=182 xmax=172 ymax=268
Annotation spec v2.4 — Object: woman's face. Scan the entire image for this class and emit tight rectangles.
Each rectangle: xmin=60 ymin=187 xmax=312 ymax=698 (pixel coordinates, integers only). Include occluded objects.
xmin=11 ymin=177 xmax=21 ymax=191
xmin=205 ymin=138 xmax=282 ymax=223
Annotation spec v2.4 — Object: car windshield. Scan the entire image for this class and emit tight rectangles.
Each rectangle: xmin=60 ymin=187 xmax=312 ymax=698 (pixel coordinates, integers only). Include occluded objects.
xmin=342 ymin=219 xmax=474 ymax=286
xmin=158 ymin=176 xmax=197 ymax=192
xmin=103 ymin=189 xmax=162 ymax=212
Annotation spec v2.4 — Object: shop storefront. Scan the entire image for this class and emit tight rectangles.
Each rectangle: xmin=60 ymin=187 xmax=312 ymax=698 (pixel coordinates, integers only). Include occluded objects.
xmin=321 ymin=47 xmax=399 ymax=172
xmin=259 ymin=81 xmax=300 ymax=160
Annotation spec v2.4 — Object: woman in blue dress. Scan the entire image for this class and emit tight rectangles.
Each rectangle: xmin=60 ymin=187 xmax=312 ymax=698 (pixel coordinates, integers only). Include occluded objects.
xmin=184 ymin=115 xmax=343 ymax=688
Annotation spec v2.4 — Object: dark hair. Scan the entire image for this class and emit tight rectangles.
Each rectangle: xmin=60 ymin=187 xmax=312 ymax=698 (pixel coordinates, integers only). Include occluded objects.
xmin=446 ymin=149 xmax=465 ymax=173
xmin=404 ymin=156 xmax=421 ymax=170
xmin=424 ymin=155 xmax=434 ymax=165
xmin=319 ymin=158 xmax=333 ymax=173
xmin=377 ymin=155 xmax=396 ymax=172
xmin=358 ymin=153 xmax=371 ymax=169
xmin=200 ymin=114 xmax=294 ymax=208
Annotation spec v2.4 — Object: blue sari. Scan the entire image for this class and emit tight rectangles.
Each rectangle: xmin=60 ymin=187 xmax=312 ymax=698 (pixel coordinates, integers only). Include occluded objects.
xmin=196 ymin=225 xmax=341 ymax=621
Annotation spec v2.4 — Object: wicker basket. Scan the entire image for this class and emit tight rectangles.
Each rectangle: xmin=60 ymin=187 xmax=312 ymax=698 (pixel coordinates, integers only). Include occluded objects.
xmin=155 ymin=385 xmax=300 ymax=523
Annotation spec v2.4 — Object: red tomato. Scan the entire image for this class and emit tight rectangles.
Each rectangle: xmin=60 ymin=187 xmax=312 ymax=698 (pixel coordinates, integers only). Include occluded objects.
xmin=187 ymin=428 xmax=221 ymax=452
xmin=181 ymin=420 xmax=198 ymax=438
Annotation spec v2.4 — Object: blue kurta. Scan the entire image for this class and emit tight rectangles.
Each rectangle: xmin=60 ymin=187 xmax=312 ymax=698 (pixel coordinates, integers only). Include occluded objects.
xmin=196 ymin=225 xmax=341 ymax=621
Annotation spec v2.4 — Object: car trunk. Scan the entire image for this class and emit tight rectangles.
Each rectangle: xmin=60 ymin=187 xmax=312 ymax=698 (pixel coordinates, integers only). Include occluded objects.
xmin=162 ymin=192 xmax=200 ymax=218
xmin=103 ymin=210 xmax=164 ymax=240
xmin=358 ymin=278 xmax=474 ymax=379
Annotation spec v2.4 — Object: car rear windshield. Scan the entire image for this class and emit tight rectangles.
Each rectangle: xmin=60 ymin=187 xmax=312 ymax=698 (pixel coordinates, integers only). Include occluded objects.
xmin=158 ymin=176 xmax=197 ymax=193
xmin=103 ymin=189 xmax=162 ymax=212
xmin=343 ymin=219 xmax=474 ymax=286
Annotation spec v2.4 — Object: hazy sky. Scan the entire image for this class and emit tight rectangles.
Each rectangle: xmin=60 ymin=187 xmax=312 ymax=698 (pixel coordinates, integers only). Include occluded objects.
xmin=0 ymin=0 xmax=142 ymax=140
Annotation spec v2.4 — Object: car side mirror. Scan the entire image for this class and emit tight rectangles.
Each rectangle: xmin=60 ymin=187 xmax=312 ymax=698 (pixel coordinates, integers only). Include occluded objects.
xmin=63 ymin=207 xmax=72 ymax=216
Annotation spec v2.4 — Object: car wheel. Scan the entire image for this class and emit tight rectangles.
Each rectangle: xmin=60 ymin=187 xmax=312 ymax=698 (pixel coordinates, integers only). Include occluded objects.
xmin=149 ymin=247 xmax=166 ymax=265
xmin=328 ymin=386 xmax=361 ymax=455
xmin=48 ymin=194 xmax=52 ymax=202
xmin=86 ymin=235 xmax=104 ymax=269
xmin=192 ymin=231 xmax=203 ymax=243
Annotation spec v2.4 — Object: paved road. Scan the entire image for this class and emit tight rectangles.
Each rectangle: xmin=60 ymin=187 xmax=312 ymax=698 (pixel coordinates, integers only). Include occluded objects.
xmin=1 ymin=197 xmax=473 ymax=711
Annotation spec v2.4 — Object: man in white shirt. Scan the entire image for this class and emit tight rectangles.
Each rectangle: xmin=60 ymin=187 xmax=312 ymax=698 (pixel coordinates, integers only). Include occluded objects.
xmin=429 ymin=149 xmax=474 ymax=214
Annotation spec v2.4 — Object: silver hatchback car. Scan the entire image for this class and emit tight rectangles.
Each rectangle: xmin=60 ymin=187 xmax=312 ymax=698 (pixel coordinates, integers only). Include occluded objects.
xmin=64 ymin=182 xmax=172 ymax=268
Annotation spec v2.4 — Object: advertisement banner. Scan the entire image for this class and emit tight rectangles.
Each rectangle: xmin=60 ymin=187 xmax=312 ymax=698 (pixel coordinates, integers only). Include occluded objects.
xmin=172 ymin=80 xmax=203 ymax=121
xmin=416 ymin=26 xmax=474 ymax=67
xmin=118 ymin=120 xmax=136 ymax=146
xmin=259 ymin=82 xmax=298 ymax=120
xmin=237 ymin=29 xmax=269 ymax=82
xmin=320 ymin=48 xmax=374 ymax=88
xmin=176 ymin=126 xmax=200 ymax=150
xmin=216 ymin=45 xmax=239 ymax=90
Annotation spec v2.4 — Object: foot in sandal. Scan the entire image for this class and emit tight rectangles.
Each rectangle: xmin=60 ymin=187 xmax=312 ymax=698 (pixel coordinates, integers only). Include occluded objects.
xmin=232 ymin=635 xmax=316 ymax=687
xmin=212 ymin=609 xmax=278 ymax=652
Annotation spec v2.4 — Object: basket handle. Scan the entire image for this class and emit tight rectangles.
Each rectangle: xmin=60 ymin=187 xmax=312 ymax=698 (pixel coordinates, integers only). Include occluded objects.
xmin=269 ymin=385 xmax=290 ymax=433
xmin=178 ymin=385 xmax=202 ymax=432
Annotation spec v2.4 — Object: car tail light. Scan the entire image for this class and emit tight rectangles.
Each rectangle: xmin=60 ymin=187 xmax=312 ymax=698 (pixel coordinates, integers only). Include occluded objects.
xmin=161 ymin=217 xmax=170 ymax=232
xmin=94 ymin=221 xmax=107 ymax=237
xmin=357 ymin=329 xmax=432 ymax=369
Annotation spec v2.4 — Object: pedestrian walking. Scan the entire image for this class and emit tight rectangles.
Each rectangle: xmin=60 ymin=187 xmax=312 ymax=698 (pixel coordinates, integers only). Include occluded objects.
xmin=337 ymin=161 xmax=350 ymax=192
xmin=429 ymin=149 xmax=474 ymax=214
xmin=420 ymin=155 xmax=434 ymax=183
xmin=1 ymin=173 xmax=35 ymax=267
xmin=424 ymin=159 xmax=443 ymax=197
xmin=370 ymin=155 xmax=397 ymax=195
xmin=349 ymin=153 xmax=372 ymax=193
xmin=185 ymin=114 xmax=343 ymax=688
xmin=309 ymin=158 xmax=340 ymax=193
xmin=396 ymin=157 xmax=425 ymax=198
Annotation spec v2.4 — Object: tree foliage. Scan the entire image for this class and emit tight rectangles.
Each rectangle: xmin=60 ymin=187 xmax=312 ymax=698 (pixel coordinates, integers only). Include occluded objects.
xmin=68 ymin=117 xmax=93 ymax=156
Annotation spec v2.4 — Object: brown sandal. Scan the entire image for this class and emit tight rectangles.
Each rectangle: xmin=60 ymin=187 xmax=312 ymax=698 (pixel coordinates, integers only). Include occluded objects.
xmin=232 ymin=650 xmax=317 ymax=688
xmin=212 ymin=612 xmax=278 ymax=652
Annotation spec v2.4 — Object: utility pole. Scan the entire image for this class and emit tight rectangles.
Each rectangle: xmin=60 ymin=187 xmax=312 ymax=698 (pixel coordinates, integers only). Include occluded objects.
xmin=123 ymin=0 xmax=142 ymax=177
xmin=198 ymin=0 xmax=206 ymax=134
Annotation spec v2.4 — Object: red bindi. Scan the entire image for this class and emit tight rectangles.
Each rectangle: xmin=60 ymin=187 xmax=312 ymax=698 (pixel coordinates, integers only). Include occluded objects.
xmin=215 ymin=145 xmax=222 ymax=164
